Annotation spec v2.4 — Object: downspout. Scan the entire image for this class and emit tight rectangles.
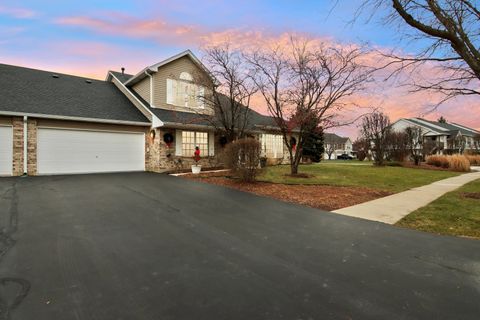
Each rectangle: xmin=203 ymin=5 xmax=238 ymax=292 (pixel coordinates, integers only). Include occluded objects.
xmin=23 ymin=115 xmax=27 ymax=175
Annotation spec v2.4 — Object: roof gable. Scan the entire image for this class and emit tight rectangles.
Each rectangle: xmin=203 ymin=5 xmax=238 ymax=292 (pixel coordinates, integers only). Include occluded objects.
xmin=124 ymin=50 xmax=214 ymax=87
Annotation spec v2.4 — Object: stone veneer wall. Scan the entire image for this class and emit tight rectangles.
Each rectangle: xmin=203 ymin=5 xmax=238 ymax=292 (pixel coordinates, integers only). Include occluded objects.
xmin=12 ymin=117 xmax=24 ymax=176
xmin=145 ymin=128 xmax=224 ymax=172
xmin=27 ymin=119 xmax=37 ymax=175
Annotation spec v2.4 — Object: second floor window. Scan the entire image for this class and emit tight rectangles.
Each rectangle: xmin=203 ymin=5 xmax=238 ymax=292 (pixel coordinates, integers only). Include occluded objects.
xmin=166 ymin=74 xmax=205 ymax=109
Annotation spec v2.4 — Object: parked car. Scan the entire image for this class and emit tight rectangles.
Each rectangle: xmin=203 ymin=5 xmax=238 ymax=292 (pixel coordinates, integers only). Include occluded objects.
xmin=337 ymin=154 xmax=353 ymax=160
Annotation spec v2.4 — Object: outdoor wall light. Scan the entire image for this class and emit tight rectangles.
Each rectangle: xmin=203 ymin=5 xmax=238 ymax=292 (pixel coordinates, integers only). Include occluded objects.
xmin=149 ymin=130 xmax=156 ymax=140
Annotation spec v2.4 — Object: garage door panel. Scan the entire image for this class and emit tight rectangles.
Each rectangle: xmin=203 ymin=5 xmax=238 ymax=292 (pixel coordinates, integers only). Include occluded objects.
xmin=0 ymin=126 xmax=13 ymax=176
xmin=38 ymin=128 xmax=145 ymax=175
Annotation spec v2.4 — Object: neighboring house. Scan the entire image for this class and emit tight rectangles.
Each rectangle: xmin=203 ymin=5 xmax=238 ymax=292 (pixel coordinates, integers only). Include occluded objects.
xmin=323 ymin=133 xmax=353 ymax=160
xmin=390 ymin=118 xmax=479 ymax=154
xmin=0 ymin=50 xmax=291 ymax=176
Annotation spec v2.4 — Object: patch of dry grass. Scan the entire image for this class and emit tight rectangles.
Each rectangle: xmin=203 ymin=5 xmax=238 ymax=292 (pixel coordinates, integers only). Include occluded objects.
xmin=426 ymin=155 xmax=470 ymax=172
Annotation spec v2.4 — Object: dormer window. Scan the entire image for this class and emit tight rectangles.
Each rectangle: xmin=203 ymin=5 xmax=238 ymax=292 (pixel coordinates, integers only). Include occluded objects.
xmin=166 ymin=73 xmax=205 ymax=109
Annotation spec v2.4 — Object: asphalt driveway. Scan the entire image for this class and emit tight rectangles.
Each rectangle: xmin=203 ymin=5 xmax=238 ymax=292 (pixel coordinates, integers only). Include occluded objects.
xmin=0 ymin=172 xmax=479 ymax=320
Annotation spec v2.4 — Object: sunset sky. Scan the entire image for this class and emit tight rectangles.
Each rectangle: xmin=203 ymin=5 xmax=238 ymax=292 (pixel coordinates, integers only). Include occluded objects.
xmin=1 ymin=0 xmax=478 ymax=137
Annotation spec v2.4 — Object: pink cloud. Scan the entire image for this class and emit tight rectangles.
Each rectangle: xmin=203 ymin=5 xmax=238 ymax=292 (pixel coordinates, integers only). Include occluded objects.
xmin=0 ymin=5 xmax=36 ymax=19
xmin=54 ymin=12 xmax=326 ymax=50
xmin=54 ymin=14 xmax=205 ymax=45
xmin=9 ymin=10 xmax=479 ymax=136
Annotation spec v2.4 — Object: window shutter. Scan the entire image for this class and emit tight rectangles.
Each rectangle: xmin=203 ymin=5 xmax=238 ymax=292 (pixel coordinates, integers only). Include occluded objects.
xmin=175 ymin=130 xmax=183 ymax=156
xmin=208 ymin=131 xmax=215 ymax=156
xmin=166 ymin=79 xmax=174 ymax=104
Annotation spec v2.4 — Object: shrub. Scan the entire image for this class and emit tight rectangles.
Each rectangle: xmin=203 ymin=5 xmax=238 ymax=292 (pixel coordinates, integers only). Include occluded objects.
xmin=356 ymin=150 xmax=367 ymax=161
xmin=426 ymin=155 xmax=448 ymax=168
xmin=465 ymin=155 xmax=480 ymax=166
xmin=426 ymin=155 xmax=470 ymax=172
xmin=448 ymin=155 xmax=470 ymax=172
xmin=224 ymin=138 xmax=262 ymax=182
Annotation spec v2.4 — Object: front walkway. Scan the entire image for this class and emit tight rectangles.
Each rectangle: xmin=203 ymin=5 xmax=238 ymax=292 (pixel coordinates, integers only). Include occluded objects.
xmin=333 ymin=171 xmax=480 ymax=224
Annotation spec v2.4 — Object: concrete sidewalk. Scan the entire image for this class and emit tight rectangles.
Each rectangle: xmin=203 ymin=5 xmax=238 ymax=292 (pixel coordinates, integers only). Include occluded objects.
xmin=333 ymin=171 xmax=480 ymax=224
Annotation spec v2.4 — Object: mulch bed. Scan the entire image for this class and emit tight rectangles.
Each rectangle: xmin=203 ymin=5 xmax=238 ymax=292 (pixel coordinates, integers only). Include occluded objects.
xmin=181 ymin=172 xmax=391 ymax=211
xmin=461 ymin=192 xmax=480 ymax=200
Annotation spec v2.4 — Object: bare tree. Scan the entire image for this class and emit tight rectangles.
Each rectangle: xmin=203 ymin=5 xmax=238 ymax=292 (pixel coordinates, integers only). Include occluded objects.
xmin=388 ymin=130 xmax=409 ymax=161
xmin=448 ymin=133 xmax=467 ymax=153
xmin=404 ymin=126 xmax=425 ymax=165
xmin=360 ymin=112 xmax=391 ymax=165
xmin=353 ymin=137 xmax=369 ymax=161
xmin=198 ymin=43 xmax=257 ymax=142
xmin=324 ymin=134 xmax=339 ymax=160
xmin=247 ymin=39 xmax=373 ymax=174
xmin=355 ymin=0 xmax=480 ymax=103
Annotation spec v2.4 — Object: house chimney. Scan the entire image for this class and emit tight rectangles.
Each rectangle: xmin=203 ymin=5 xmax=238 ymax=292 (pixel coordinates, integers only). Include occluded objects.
xmin=121 ymin=67 xmax=125 ymax=75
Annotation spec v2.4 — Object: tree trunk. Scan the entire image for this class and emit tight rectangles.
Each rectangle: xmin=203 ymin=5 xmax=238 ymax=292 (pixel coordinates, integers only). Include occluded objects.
xmin=290 ymin=162 xmax=299 ymax=175
xmin=414 ymin=156 xmax=420 ymax=166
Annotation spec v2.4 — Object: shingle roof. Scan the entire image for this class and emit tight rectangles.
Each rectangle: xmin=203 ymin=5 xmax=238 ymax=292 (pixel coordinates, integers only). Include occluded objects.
xmin=324 ymin=133 xmax=349 ymax=143
xmin=110 ymin=69 xmax=278 ymax=130
xmin=407 ymin=118 xmax=478 ymax=137
xmin=0 ymin=64 xmax=149 ymax=124
xmin=109 ymin=70 xmax=133 ymax=84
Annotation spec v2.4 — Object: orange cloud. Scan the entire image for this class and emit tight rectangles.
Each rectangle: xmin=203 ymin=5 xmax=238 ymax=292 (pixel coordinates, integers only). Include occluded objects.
xmin=55 ymin=14 xmax=205 ymax=46
xmin=13 ymin=11 xmax=479 ymax=136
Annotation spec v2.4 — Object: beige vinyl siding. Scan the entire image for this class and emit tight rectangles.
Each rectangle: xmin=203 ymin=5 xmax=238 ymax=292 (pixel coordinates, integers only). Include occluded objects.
xmin=151 ymin=56 xmax=213 ymax=115
xmin=132 ymin=78 xmax=151 ymax=104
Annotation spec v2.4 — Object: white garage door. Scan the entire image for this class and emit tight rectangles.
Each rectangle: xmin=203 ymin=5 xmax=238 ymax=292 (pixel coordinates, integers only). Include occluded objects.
xmin=37 ymin=128 xmax=145 ymax=175
xmin=0 ymin=126 xmax=13 ymax=176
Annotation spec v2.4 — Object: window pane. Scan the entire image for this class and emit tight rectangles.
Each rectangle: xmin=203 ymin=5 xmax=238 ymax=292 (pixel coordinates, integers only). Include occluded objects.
xmin=182 ymin=131 xmax=195 ymax=157
xmin=182 ymin=131 xmax=209 ymax=157
xmin=262 ymin=134 xmax=283 ymax=158
xmin=195 ymin=132 xmax=209 ymax=156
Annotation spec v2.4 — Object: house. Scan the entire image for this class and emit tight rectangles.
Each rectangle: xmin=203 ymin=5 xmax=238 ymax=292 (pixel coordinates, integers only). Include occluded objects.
xmin=0 ymin=50 xmax=291 ymax=176
xmin=390 ymin=118 xmax=479 ymax=154
xmin=323 ymin=133 xmax=353 ymax=160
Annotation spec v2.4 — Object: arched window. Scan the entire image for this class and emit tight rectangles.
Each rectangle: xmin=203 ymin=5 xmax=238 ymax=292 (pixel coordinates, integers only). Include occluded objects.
xmin=179 ymin=72 xmax=193 ymax=81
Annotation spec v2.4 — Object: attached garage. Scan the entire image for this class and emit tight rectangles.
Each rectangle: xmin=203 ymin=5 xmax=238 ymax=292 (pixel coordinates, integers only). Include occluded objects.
xmin=0 ymin=126 xmax=13 ymax=176
xmin=37 ymin=128 xmax=145 ymax=175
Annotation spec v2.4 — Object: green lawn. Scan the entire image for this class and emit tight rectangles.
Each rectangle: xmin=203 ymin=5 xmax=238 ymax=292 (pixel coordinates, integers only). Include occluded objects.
xmin=319 ymin=160 xmax=372 ymax=165
xmin=258 ymin=164 xmax=460 ymax=193
xmin=397 ymin=179 xmax=480 ymax=239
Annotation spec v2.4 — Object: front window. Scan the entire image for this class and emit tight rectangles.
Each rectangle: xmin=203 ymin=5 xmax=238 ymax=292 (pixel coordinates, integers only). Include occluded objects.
xmin=182 ymin=131 xmax=208 ymax=157
xmin=261 ymin=134 xmax=284 ymax=158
